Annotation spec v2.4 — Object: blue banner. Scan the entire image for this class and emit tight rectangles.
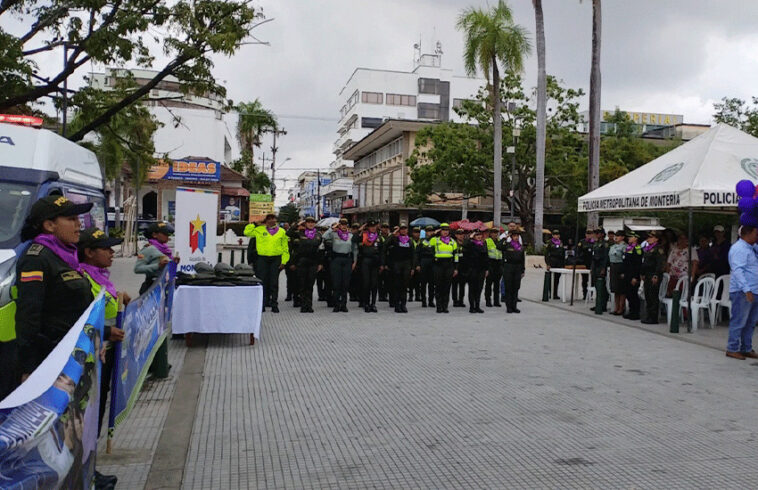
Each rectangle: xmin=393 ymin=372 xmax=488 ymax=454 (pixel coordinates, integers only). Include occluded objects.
xmin=148 ymin=158 xmax=220 ymax=182
xmin=0 ymin=296 xmax=106 ymax=490
xmin=110 ymin=263 xmax=175 ymax=428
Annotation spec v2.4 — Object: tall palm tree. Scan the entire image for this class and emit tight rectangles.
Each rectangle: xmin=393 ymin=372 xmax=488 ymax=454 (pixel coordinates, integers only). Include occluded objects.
xmin=457 ymin=0 xmax=531 ymax=227
xmin=533 ymin=0 xmax=546 ymax=252
xmin=235 ymin=99 xmax=277 ymax=177
xmin=587 ymin=0 xmax=602 ymax=227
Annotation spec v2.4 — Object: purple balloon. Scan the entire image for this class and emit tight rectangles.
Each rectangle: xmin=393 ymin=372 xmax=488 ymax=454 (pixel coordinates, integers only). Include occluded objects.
xmin=740 ymin=212 xmax=758 ymax=227
xmin=739 ymin=197 xmax=757 ymax=213
xmin=736 ymin=179 xmax=755 ymax=198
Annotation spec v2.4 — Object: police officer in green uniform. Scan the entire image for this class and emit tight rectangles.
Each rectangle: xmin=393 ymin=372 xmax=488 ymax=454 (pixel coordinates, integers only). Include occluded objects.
xmin=501 ymin=229 xmax=526 ymax=313
xmin=416 ymin=225 xmax=437 ymax=308
xmin=287 ymin=216 xmax=324 ymax=313
xmin=576 ymin=228 xmax=595 ymax=300
xmin=484 ymin=227 xmax=503 ymax=307
xmin=134 ymin=221 xmax=177 ymax=294
xmin=544 ymin=229 xmax=566 ymax=299
xmin=590 ymin=228 xmax=610 ymax=310
xmin=428 ymin=223 xmax=458 ymax=313
xmin=640 ymin=231 xmax=666 ymax=324
xmin=382 ymin=223 xmax=416 ymax=313
xmin=622 ymin=231 xmax=643 ymax=320
xmin=354 ymin=220 xmax=384 ymax=312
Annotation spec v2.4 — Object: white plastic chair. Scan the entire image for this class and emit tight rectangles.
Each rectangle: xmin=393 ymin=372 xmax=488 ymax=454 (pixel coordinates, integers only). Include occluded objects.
xmin=662 ymin=276 xmax=688 ymax=326
xmin=709 ymin=274 xmax=731 ymax=326
xmin=699 ymin=273 xmax=716 ymax=281
xmin=657 ymin=273 xmax=670 ymax=320
xmin=689 ymin=277 xmax=716 ymax=331
xmin=586 ymin=286 xmax=596 ymax=304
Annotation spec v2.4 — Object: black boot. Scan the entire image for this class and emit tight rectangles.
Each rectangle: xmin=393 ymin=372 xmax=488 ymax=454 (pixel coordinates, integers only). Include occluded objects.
xmin=421 ymin=299 xmax=427 ymax=307
xmin=333 ymin=305 xmax=340 ymax=312
xmin=486 ymin=298 xmax=492 ymax=307
xmin=493 ymin=299 xmax=502 ymax=307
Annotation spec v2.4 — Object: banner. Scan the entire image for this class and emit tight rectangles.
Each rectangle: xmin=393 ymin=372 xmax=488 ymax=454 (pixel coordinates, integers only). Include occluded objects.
xmin=0 ymin=296 xmax=106 ymax=489
xmin=220 ymin=195 xmax=242 ymax=222
xmin=174 ymin=187 xmax=218 ymax=274
xmin=148 ymin=158 xmax=220 ymax=182
xmin=249 ymin=193 xmax=274 ymax=220
xmin=110 ymin=263 xmax=175 ymax=429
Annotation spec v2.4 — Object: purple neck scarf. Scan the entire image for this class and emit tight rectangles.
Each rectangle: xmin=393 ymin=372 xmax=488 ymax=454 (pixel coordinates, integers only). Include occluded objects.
xmin=304 ymin=228 xmax=317 ymax=239
xmin=511 ymin=241 xmax=522 ymax=251
xmin=440 ymin=236 xmax=451 ymax=245
xmin=149 ymin=238 xmax=173 ymax=258
xmin=337 ymin=229 xmax=350 ymax=241
xmin=626 ymin=243 xmax=636 ymax=252
xmin=80 ymin=263 xmax=117 ymax=298
xmin=551 ymin=237 xmax=562 ymax=246
xmin=472 ymin=239 xmax=483 ymax=246
xmin=644 ymin=242 xmax=657 ymax=252
xmin=267 ymin=226 xmax=279 ymax=236
xmin=34 ymin=234 xmax=79 ymax=270
xmin=367 ymin=232 xmax=377 ymax=243
xmin=398 ymin=235 xmax=410 ymax=244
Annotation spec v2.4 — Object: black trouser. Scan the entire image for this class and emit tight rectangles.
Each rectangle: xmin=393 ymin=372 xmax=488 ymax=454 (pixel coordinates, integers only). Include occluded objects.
xmin=0 ymin=339 xmax=18 ymax=400
xmin=256 ymin=255 xmax=282 ymax=308
xmin=551 ymin=271 xmax=560 ymax=299
xmin=643 ymin=277 xmax=660 ymax=322
xmin=420 ymin=259 xmax=435 ymax=304
xmin=467 ymin=269 xmax=486 ymax=309
xmin=503 ymin=264 xmax=522 ymax=311
xmin=285 ymin=265 xmax=297 ymax=300
xmin=485 ymin=259 xmax=503 ymax=303
xmin=378 ymin=266 xmax=390 ymax=300
xmin=361 ymin=257 xmax=380 ymax=306
xmin=139 ymin=276 xmax=156 ymax=295
xmin=385 ymin=263 xmax=397 ymax=305
xmin=434 ymin=259 xmax=455 ymax=310
xmin=392 ymin=260 xmax=412 ymax=308
xmin=350 ymin=260 xmax=361 ymax=301
xmin=298 ymin=260 xmax=319 ymax=309
xmin=409 ymin=267 xmax=421 ymax=300
xmin=98 ymin=345 xmax=115 ymax=437
xmin=452 ymin=269 xmax=467 ymax=305
xmin=626 ymin=277 xmax=640 ymax=317
xmin=331 ymin=255 xmax=353 ymax=308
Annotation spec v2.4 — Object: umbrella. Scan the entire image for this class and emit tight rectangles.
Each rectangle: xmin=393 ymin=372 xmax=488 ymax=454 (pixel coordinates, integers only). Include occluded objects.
xmin=410 ymin=217 xmax=440 ymax=227
xmin=317 ymin=217 xmax=339 ymax=227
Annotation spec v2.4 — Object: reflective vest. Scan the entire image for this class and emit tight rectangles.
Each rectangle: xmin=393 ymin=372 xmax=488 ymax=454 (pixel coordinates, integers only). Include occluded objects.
xmin=0 ymin=286 xmax=17 ymax=342
xmin=244 ymin=224 xmax=290 ymax=264
xmin=429 ymin=236 xmax=459 ymax=261
xmin=83 ymin=273 xmax=119 ymax=323
xmin=486 ymin=238 xmax=502 ymax=260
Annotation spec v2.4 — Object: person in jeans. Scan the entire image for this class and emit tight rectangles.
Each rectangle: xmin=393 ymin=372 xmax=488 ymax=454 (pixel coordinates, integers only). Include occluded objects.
xmin=726 ymin=225 xmax=758 ymax=360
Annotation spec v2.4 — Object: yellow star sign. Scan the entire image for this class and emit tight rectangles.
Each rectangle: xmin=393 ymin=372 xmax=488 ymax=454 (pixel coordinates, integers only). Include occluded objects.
xmin=190 ymin=214 xmax=205 ymax=235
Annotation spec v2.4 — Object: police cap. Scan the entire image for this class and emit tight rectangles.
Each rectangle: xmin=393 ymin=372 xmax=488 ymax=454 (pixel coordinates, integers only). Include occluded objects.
xmin=78 ymin=227 xmax=123 ymax=250
xmin=29 ymin=196 xmax=93 ymax=225
xmin=366 ymin=219 xmax=378 ymax=226
xmin=625 ymin=230 xmax=639 ymax=238
xmin=411 ymin=227 xmax=420 ymax=233
xmin=455 ymin=229 xmax=464 ymax=235
xmin=595 ymin=228 xmax=605 ymax=235
xmin=381 ymin=222 xmax=390 ymax=228
xmin=425 ymin=225 xmax=435 ymax=231
xmin=339 ymin=218 xmax=349 ymax=225
xmin=615 ymin=229 xmax=625 ymax=236
xmin=145 ymin=221 xmax=175 ymax=237
xmin=551 ymin=229 xmax=561 ymax=235
xmin=439 ymin=223 xmax=450 ymax=228
xmin=304 ymin=216 xmax=316 ymax=222
xmin=399 ymin=222 xmax=408 ymax=229
xmin=350 ymin=223 xmax=360 ymax=229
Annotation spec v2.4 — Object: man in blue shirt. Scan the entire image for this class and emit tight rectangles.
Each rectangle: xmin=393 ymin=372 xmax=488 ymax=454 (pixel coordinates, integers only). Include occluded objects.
xmin=726 ymin=225 xmax=758 ymax=359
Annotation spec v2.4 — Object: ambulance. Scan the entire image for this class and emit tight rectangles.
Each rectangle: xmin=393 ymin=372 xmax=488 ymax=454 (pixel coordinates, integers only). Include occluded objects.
xmin=0 ymin=117 xmax=106 ymax=338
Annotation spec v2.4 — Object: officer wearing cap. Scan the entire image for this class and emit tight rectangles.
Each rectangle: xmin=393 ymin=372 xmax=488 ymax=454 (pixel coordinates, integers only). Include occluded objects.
xmin=428 ymin=223 xmax=459 ymax=313
xmin=501 ymin=229 xmax=526 ymax=313
xmin=135 ymin=221 xmax=177 ymax=294
xmin=408 ymin=227 xmax=422 ymax=302
xmin=324 ymin=218 xmax=358 ymax=312
xmin=463 ymin=229 xmax=488 ymax=313
xmin=287 ymin=216 xmax=324 ymax=313
xmin=452 ymin=229 xmax=467 ymax=307
xmin=9 ymin=196 xmax=95 ymax=390
xmin=378 ymin=223 xmax=392 ymax=302
xmin=415 ymin=225 xmax=436 ymax=308
xmin=244 ymin=213 xmax=290 ymax=313
xmin=622 ymin=230 xmax=643 ymax=320
xmin=354 ymin=219 xmax=384 ymax=312
xmin=544 ymin=229 xmax=566 ymax=299
xmin=590 ymin=228 xmax=609 ymax=310
xmin=382 ymin=223 xmax=416 ymax=313
xmin=576 ymin=228 xmax=596 ymax=300
xmin=485 ymin=227 xmax=503 ymax=308
xmin=349 ymin=222 xmax=362 ymax=303
xmin=640 ymin=230 xmax=666 ymax=324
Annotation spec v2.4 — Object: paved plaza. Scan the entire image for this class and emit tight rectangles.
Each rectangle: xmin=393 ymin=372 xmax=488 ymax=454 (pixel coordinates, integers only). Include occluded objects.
xmin=100 ymin=259 xmax=758 ymax=489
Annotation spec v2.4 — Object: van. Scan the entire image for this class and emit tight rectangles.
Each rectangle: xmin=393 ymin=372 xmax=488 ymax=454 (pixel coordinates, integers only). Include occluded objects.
xmin=0 ymin=121 xmax=105 ymax=322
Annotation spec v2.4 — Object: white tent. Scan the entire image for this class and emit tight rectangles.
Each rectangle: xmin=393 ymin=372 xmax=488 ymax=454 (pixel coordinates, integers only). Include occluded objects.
xmin=578 ymin=123 xmax=758 ymax=212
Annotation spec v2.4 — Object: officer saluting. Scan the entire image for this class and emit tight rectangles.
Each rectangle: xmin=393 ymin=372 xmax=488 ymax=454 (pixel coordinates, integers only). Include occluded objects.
xmin=622 ymin=230 xmax=643 ymax=320
xmin=428 ymin=223 xmax=458 ymax=313
xmin=485 ymin=227 xmax=503 ymax=308
xmin=544 ymin=229 xmax=566 ymax=299
xmin=500 ymin=229 xmax=526 ymax=313
xmin=640 ymin=231 xmax=665 ymax=324
xmin=382 ymin=223 xmax=416 ymax=313
xmin=324 ymin=218 xmax=358 ymax=312
xmin=415 ymin=226 xmax=436 ymax=308
xmin=244 ymin=213 xmax=290 ymax=313
xmin=287 ymin=216 xmax=324 ymax=313
xmin=354 ymin=219 xmax=383 ymax=313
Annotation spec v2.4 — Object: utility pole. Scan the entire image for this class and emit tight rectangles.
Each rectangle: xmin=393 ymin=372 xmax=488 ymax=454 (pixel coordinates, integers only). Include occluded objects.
xmin=317 ymin=168 xmax=321 ymax=218
xmin=268 ymin=127 xmax=287 ymax=201
xmin=61 ymin=42 xmax=69 ymax=137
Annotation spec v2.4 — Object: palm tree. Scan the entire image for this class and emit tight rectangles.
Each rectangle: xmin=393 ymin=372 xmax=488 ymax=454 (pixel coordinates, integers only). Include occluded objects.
xmin=587 ymin=0 xmax=602 ymax=228
xmin=533 ymin=0 xmax=546 ymax=252
xmin=235 ymin=99 xmax=277 ymax=177
xmin=457 ymin=0 xmax=531 ymax=228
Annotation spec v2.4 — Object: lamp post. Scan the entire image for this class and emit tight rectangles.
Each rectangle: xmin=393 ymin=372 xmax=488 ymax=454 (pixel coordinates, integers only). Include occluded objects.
xmin=507 ymin=126 xmax=521 ymax=222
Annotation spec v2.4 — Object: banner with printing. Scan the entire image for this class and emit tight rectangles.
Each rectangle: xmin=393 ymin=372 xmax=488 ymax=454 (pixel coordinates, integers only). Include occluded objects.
xmin=0 ymin=295 xmax=106 ymax=489
xmin=174 ymin=186 xmax=218 ymax=274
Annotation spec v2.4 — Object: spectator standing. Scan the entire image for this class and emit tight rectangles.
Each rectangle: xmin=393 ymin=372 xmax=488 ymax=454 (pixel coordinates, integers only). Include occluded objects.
xmin=608 ymin=230 xmax=626 ymax=315
xmin=665 ymin=233 xmax=697 ymax=294
xmin=711 ymin=225 xmax=731 ymax=277
xmin=725 ymin=225 xmax=758 ymax=360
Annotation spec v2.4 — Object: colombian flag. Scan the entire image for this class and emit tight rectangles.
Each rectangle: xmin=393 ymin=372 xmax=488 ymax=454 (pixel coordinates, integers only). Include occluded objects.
xmin=189 ymin=214 xmax=206 ymax=253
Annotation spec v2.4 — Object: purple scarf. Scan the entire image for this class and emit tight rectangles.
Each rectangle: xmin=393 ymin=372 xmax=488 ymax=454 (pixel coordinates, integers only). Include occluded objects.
xmin=80 ymin=263 xmax=117 ymax=298
xmin=472 ymin=239 xmax=483 ymax=246
xmin=337 ymin=229 xmax=350 ymax=241
xmin=267 ymin=226 xmax=279 ymax=236
xmin=626 ymin=243 xmax=636 ymax=252
xmin=511 ymin=241 xmax=522 ymax=251
xmin=304 ymin=228 xmax=317 ymax=240
xmin=367 ymin=232 xmax=377 ymax=243
xmin=588 ymin=238 xmax=596 ymax=244
xmin=440 ymin=236 xmax=451 ymax=245
xmin=34 ymin=234 xmax=79 ymax=270
xmin=398 ymin=235 xmax=410 ymax=244
xmin=643 ymin=242 xmax=657 ymax=252
xmin=149 ymin=238 xmax=173 ymax=258
xmin=551 ymin=237 xmax=562 ymax=247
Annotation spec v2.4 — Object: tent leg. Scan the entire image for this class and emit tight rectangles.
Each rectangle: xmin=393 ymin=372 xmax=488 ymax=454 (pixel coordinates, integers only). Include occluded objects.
xmin=569 ymin=218 xmax=580 ymax=306
xmin=687 ymin=208 xmax=693 ymax=332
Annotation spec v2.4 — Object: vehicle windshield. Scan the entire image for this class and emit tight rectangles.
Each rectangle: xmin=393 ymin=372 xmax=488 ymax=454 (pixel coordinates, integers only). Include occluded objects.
xmin=0 ymin=182 xmax=35 ymax=249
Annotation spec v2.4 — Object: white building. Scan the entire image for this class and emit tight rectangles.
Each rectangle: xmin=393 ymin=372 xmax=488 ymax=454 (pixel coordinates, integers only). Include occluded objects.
xmin=323 ymin=43 xmax=485 ymax=215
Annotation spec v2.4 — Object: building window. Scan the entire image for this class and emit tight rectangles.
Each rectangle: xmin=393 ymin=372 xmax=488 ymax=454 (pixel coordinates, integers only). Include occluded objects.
xmin=386 ymin=94 xmax=416 ymax=106
xmin=361 ymin=91 xmax=383 ymax=104
xmin=417 ymin=103 xmax=440 ymax=120
xmin=418 ymin=78 xmax=440 ymax=95
xmin=361 ymin=117 xmax=383 ymax=129
xmin=452 ymin=98 xmax=476 ymax=109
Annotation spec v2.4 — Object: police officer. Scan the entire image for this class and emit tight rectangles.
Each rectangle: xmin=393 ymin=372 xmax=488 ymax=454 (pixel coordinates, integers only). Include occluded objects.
xmin=484 ymin=227 xmax=503 ymax=307
xmin=288 ymin=221 xmax=305 ymax=308
xmin=544 ymin=229 xmax=566 ymax=299
xmin=622 ymin=231 xmax=643 ymax=320
xmin=640 ymin=231 xmax=666 ymax=324
xmin=463 ymin=230 xmax=488 ymax=313
xmin=576 ymin=228 xmax=595 ymax=300
xmin=408 ymin=227 xmax=422 ymax=302
xmin=383 ymin=223 xmax=416 ymax=313
xmin=452 ymin=229 xmax=467 ymax=307
xmin=428 ymin=223 xmax=458 ymax=313
xmin=324 ymin=218 xmax=357 ymax=312
xmin=590 ymin=228 xmax=610 ymax=311
xmin=415 ymin=225 xmax=436 ymax=308
xmin=354 ymin=220 xmax=384 ymax=312
xmin=349 ymin=222 xmax=362 ymax=304
xmin=287 ymin=216 xmax=324 ymax=313
xmin=244 ymin=213 xmax=290 ymax=313
xmin=501 ymin=229 xmax=526 ymax=313
xmin=135 ymin=221 xmax=177 ymax=294
xmin=378 ymin=223 xmax=392 ymax=302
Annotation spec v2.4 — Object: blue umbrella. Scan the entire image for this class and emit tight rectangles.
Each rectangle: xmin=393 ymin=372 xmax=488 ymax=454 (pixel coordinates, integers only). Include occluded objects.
xmin=410 ymin=217 xmax=440 ymax=227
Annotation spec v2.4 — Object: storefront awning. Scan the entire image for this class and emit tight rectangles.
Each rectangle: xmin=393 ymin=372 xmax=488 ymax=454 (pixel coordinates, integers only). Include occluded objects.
xmin=222 ymin=186 xmax=250 ymax=197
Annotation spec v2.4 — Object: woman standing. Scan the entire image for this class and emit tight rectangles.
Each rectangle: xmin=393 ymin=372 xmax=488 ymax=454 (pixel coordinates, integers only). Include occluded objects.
xmin=134 ymin=222 xmax=177 ymax=295
xmin=428 ymin=223 xmax=458 ymax=314
xmin=501 ymin=230 xmax=526 ymax=313
xmin=353 ymin=220 xmax=383 ymax=313
xmin=324 ymin=218 xmax=358 ymax=313
xmin=463 ymin=230 xmax=488 ymax=314
xmin=608 ymin=230 xmax=627 ymax=315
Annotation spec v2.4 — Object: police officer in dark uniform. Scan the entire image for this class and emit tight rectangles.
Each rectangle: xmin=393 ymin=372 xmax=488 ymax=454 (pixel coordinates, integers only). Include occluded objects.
xmin=501 ymin=229 xmax=526 ymax=313
xmin=416 ymin=226 xmax=436 ymax=308
xmin=463 ymin=230 xmax=488 ymax=313
xmin=641 ymin=231 xmax=666 ymax=324
xmin=382 ymin=223 xmax=416 ymax=313
xmin=452 ymin=229 xmax=467 ymax=307
xmin=354 ymin=220 xmax=384 ymax=312
xmin=378 ymin=223 xmax=391 ymax=302
xmin=408 ymin=227 xmax=422 ymax=302
xmin=284 ymin=222 xmax=297 ymax=303
xmin=576 ymin=228 xmax=595 ymax=299
xmin=349 ymin=223 xmax=362 ymax=303
xmin=544 ymin=229 xmax=566 ymax=299
xmin=287 ymin=216 xmax=324 ymax=313
xmin=622 ymin=231 xmax=643 ymax=320
xmin=590 ymin=228 xmax=610 ymax=310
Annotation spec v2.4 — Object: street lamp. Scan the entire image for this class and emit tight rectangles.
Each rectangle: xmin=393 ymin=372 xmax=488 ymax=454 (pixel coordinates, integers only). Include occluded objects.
xmin=506 ymin=126 xmax=521 ymax=221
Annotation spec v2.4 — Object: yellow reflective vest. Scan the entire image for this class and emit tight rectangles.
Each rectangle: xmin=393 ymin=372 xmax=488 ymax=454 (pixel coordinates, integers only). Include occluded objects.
xmin=486 ymin=238 xmax=502 ymax=260
xmin=428 ymin=236 xmax=459 ymax=261
xmin=244 ymin=224 xmax=290 ymax=265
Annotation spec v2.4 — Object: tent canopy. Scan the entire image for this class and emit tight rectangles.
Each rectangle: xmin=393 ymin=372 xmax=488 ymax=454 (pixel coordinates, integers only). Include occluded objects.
xmin=578 ymin=123 xmax=758 ymax=213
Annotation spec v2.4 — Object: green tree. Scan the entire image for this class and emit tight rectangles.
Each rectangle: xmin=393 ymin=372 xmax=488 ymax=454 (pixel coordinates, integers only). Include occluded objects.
xmin=230 ymin=150 xmax=271 ymax=193
xmin=278 ymin=202 xmax=299 ymax=224
xmin=457 ymin=0 xmax=531 ymax=226
xmin=235 ymin=99 xmax=278 ymax=178
xmin=0 ymin=0 xmax=265 ymax=141
xmin=713 ymin=97 xmax=758 ymax=136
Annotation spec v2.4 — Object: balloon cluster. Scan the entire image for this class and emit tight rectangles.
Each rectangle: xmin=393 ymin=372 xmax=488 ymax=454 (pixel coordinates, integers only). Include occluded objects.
xmin=737 ymin=179 xmax=758 ymax=226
